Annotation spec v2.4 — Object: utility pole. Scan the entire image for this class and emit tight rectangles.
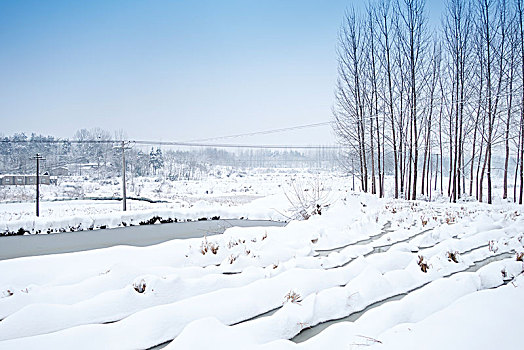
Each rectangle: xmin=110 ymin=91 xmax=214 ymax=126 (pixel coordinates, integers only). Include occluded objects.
xmin=352 ymin=157 xmax=355 ymax=191
xmin=32 ymin=153 xmax=45 ymax=217
xmin=114 ymin=141 xmax=132 ymax=211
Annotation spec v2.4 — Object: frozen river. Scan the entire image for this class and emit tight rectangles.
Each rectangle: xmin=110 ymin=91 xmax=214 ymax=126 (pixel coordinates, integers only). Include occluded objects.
xmin=0 ymin=219 xmax=286 ymax=261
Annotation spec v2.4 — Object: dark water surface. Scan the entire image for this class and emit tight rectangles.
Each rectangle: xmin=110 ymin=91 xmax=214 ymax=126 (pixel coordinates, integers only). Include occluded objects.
xmin=0 ymin=219 xmax=286 ymax=261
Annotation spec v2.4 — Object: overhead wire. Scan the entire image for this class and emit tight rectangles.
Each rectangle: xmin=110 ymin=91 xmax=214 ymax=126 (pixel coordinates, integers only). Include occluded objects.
xmin=0 ymin=122 xmax=339 ymax=149
xmin=184 ymin=121 xmax=332 ymax=142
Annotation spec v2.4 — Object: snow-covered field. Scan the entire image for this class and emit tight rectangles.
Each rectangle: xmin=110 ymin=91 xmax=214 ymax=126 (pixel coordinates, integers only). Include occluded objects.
xmin=0 ymin=184 xmax=523 ymax=349
xmin=0 ymin=169 xmax=344 ymax=234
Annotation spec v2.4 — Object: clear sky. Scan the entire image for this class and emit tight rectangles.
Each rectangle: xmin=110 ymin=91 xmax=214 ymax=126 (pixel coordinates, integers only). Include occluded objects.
xmin=0 ymin=0 xmax=444 ymax=145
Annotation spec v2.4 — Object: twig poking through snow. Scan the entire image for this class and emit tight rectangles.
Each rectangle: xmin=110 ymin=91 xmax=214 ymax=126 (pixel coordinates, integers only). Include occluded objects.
xmin=351 ymin=335 xmax=383 ymax=346
xmin=283 ymin=290 xmax=302 ymax=304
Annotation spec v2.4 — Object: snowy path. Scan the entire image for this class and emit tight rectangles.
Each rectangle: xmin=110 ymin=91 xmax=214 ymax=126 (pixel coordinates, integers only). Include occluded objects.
xmin=0 ymin=194 xmax=522 ymax=349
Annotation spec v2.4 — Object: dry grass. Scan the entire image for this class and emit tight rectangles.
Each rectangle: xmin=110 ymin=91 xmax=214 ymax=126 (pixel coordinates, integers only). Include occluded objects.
xmin=418 ymin=255 xmax=429 ymax=273
xmin=447 ymin=251 xmax=459 ymax=263
xmin=228 ymin=254 xmax=237 ymax=264
xmin=200 ymin=237 xmax=219 ymax=255
xmin=488 ymin=240 xmax=499 ymax=253
xmin=284 ymin=178 xmax=330 ymax=220
xmin=283 ymin=290 xmax=301 ymax=304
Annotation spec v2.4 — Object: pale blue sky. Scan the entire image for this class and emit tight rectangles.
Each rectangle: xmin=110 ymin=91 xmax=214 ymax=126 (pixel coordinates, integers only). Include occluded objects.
xmin=0 ymin=0 xmax=444 ymax=145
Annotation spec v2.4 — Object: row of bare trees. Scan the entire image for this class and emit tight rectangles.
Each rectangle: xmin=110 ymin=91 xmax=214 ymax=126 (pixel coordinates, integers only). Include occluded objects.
xmin=334 ymin=0 xmax=524 ymax=204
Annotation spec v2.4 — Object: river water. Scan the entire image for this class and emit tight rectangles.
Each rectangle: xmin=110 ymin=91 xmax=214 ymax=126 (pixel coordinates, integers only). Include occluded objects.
xmin=0 ymin=219 xmax=286 ymax=261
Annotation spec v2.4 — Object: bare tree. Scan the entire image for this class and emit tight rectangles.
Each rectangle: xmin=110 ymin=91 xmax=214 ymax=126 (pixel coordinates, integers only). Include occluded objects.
xmin=397 ymin=0 xmax=429 ymax=200
xmin=378 ymin=0 xmax=400 ymax=198
xmin=444 ymin=0 xmax=472 ymax=202
xmin=334 ymin=9 xmax=369 ymax=192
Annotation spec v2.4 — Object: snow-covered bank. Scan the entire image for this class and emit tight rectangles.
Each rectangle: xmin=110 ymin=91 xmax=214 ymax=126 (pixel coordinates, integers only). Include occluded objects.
xmin=0 ymin=169 xmax=344 ymax=235
xmin=0 ymin=194 xmax=290 ymax=235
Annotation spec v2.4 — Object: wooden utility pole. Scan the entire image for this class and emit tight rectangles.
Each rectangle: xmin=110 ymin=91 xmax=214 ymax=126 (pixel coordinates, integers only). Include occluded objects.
xmin=352 ymin=157 xmax=355 ymax=191
xmin=32 ymin=153 xmax=45 ymax=217
xmin=114 ymin=141 xmax=131 ymax=211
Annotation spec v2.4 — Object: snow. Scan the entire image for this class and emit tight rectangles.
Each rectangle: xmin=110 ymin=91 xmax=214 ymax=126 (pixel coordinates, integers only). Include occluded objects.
xmin=369 ymin=276 xmax=524 ymax=350
xmin=0 ymin=172 xmax=523 ymax=349
xmin=0 ymin=169 xmax=343 ymax=234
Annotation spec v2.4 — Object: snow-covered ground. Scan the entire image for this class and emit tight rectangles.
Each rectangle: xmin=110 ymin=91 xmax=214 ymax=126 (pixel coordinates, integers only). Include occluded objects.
xmin=0 ymin=169 xmax=343 ymax=234
xmin=0 ymin=188 xmax=523 ymax=349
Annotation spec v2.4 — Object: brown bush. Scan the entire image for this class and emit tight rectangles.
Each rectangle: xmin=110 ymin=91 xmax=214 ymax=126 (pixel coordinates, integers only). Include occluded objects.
xmin=418 ymin=255 xmax=429 ymax=273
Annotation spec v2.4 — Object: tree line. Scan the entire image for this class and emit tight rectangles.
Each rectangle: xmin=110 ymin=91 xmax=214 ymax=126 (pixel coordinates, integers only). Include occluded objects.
xmin=0 ymin=129 xmax=340 ymax=180
xmin=334 ymin=0 xmax=524 ymax=204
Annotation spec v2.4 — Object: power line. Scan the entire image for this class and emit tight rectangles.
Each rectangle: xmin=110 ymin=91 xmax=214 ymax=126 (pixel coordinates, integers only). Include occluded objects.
xmin=0 ymin=121 xmax=338 ymax=149
xmin=0 ymin=138 xmax=340 ymax=149
xmin=132 ymin=140 xmax=340 ymax=149
xmin=334 ymin=87 xmax=523 ymax=124
xmin=185 ymin=121 xmax=332 ymax=142
xmin=0 ymin=140 xmax=118 ymax=144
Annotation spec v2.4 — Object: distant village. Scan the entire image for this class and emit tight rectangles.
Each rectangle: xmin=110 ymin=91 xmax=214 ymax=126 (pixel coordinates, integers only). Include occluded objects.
xmin=0 ymin=173 xmax=55 ymax=186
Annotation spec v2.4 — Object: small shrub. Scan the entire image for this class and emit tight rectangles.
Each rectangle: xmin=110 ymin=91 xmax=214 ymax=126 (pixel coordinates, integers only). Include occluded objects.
xmin=1 ymin=289 xmax=14 ymax=298
xmin=447 ymin=251 xmax=459 ymax=263
xmin=284 ymin=179 xmax=330 ymax=220
xmin=227 ymin=239 xmax=238 ymax=249
xmin=200 ymin=237 xmax=218 ymax=255
xmin=133 ymin=279 xmax=146 ymax=293
xmin=418 ymin=255 xmax=429 ymax=273
xmin=283 ymin=290 xmax=301 ymax=304
xmin=488 ymin=240 xmax=498 ymax=253
xmin=516 ymin=252 xmax=524 ymax=262
xmin=200 ymin=237 xmax=209 ymax=255
xmin=228 ymin=254 xmax=237 ymax=264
